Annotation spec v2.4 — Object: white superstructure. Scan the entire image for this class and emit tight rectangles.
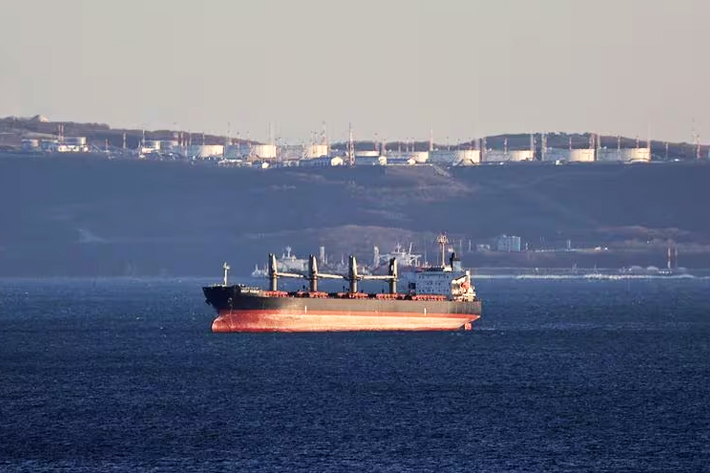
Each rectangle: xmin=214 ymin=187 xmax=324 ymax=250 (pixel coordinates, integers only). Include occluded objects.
xmin=414 ymin=269 xmax=476 ymax=301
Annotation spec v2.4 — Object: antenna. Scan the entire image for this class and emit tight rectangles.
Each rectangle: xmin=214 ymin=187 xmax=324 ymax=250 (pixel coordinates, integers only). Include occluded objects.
xmin=617 ymin=135 xmax=621 ymax=160
xmin=348 ymin=123 xmax=355 ymax=167
xmin=692 ymin=118 xmax=701 ymax=160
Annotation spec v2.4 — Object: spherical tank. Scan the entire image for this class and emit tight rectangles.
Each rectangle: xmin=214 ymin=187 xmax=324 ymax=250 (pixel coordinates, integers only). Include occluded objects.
xmin=251 ymin=144 xmax=277 ymax=159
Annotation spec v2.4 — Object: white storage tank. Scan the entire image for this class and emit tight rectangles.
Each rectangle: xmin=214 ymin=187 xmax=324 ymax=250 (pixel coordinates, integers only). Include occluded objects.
xmin=251 ymin=144 xmax=277 ymax=159
xmin=569 ymin=149 xmax=595 ymax=162
xmin=621 ymin=148 xmax=651 ymax=162
xmin=304 ymin=144 xmax=329 ymax=159
xmin=597 ymin=148 xmax=650 ymax=162
xmin=484 ymin=150 xmax=534 ymax=162
xmin=453 ymin=149 xmax=481 ymax=165
xmin=189 ymin=144 xmax=224 ymax=158
xmin=508 ymin=150 xmax=534 ymax=161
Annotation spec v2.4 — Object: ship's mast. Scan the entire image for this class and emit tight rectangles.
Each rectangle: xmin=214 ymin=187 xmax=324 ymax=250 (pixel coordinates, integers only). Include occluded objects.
xmin=222 ymin=262 xmax=230 ymax=286
xmin=436 ymin=233 xmax=449 ymax=268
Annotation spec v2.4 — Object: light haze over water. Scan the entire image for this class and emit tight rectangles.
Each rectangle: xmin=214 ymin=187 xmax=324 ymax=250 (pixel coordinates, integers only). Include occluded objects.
xmin=1 ymin=0 xmax=708 ymax=143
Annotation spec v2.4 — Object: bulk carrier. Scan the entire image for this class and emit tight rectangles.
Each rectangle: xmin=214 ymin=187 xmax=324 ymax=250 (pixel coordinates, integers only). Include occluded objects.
xmin=203 ymin=235 xmax=481 ymax=332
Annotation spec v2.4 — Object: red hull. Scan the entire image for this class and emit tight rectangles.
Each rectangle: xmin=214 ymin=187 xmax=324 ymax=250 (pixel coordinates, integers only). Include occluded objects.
xmin=212 ymin=309 xmax=480 ymax=333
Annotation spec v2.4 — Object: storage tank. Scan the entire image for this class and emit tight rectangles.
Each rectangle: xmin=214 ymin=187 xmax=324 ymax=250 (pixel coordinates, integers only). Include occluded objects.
xmin=484 ymin=150 xmax=533 ymax=162
xmin=453 ymin=149 xmax=481 ymax=165
xmin=251 ymin=144 xmax=277 ymax=159
xmin=569 ymin=149 xmax=595 ymax=162
xmin=620 ymin=148 xmax=651 ymax=162
xmin=597 ymin=148 xmax=650 ymax=162
xmin=189 ymin=144 xmax=224 ymax=158
xmin=304 ymin=144 xmax=329 ymax=159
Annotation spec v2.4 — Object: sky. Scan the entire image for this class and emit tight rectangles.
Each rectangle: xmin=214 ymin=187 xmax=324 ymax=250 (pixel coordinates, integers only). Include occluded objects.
xmin=1 ymin=0 xmax=708 ymax=144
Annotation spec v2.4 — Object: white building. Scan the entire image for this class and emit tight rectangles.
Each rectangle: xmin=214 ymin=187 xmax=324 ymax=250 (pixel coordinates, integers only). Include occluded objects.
xmin=496 ymin=235 xmax=522 ymax=252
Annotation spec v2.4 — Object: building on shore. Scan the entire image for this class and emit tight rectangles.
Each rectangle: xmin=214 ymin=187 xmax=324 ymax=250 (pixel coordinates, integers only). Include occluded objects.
xmin=496 ymin=235 xmax=522 ymax=252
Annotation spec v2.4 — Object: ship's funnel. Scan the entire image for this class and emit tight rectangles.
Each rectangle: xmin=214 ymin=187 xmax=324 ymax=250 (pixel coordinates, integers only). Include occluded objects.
xmin=309 ymin=254 xmax=319 ymax=292
xmin=268 ymin=253 xmax=278 ymax=291
xmin=349 ymin=255 xmax=358 ymax=293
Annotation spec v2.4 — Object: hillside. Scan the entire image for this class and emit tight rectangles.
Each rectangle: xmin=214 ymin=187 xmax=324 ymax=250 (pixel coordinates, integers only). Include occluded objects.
xmin=2 ymin=155 xmax=710 ymax=276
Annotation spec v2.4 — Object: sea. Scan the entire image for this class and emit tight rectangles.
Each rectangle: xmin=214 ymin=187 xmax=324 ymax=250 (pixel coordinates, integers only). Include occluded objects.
xmin=1 ymin=277 xmax=709 ymax=472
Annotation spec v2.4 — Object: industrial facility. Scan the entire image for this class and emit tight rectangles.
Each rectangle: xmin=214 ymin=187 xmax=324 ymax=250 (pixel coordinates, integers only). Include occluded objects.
xmin=8 ymin=117 xmax=706 ymax=169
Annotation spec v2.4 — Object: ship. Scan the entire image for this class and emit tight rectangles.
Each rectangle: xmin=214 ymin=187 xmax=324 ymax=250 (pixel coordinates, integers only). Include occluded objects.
xmin=203 ymin=234 xmax=482 ymax=332
xmin=251 ymin=246 xmax=308 ymax=278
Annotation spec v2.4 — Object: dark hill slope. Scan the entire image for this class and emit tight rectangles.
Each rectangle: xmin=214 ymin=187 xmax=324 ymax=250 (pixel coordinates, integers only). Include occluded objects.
xmin=1 ymin=156 xmax=708 ymax=276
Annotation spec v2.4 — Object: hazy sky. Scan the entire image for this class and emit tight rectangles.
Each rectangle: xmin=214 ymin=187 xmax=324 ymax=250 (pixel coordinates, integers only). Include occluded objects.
xmin=1 ymin=0 xmax=708 ymax=143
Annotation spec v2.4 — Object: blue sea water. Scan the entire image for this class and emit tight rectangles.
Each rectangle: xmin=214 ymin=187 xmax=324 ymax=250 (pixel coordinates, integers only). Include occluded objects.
xmin=1 ymin=277 xmax=709 ymax=472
